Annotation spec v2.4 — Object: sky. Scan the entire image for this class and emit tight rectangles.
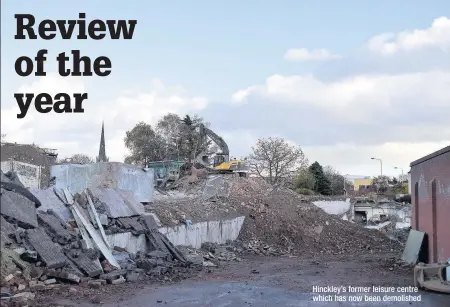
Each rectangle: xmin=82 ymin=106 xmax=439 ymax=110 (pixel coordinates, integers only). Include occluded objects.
xmin=1 ymin=0 xmax=449 ymax=177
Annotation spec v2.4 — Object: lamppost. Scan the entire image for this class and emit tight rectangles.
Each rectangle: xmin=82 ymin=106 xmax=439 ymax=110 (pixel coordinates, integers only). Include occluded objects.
xmin=371 ymin=157 xmax=383 ymax=176
xmin=394 ymin=166 xmax=404 ymax=182
xmin=343 ymin=174 xmax=350 ymax=196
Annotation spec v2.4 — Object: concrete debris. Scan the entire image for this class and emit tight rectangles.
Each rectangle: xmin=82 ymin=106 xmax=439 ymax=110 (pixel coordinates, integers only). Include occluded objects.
xmin=0 ymin=189 xmax=38 ymax=228
xmin=45 ymin=269 xmax=81 ymax=283
xmin=0 ymin=173 xmax=42 ymax=208
xmin=37 ymin=211 xmax=74 ymax=244
xmin=29 ymin=187 xmax=71 ymax=222
xmin=152 ymin=176 xmax=403 ymax=256
xmin=25 ymin=228 xmax=68 ymax=269
xmin=65 ymin=250 xmax=103 ymax=277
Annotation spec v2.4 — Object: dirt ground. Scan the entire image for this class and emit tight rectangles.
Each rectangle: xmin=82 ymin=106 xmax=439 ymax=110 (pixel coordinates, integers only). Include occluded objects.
xmin=37 ymin=253 xmax=449 ymax=307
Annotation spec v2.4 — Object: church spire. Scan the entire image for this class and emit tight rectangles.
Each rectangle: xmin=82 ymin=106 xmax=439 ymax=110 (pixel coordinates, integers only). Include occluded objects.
xmin=96 ymin=121 xmax=108 ymax=162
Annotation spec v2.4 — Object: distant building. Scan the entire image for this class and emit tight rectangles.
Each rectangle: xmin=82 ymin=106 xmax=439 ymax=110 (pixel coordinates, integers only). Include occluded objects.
xmin=353 ymin=177 xmax=373 ymax=191
xmin=0 ymin=142 xmax=58 ymax=188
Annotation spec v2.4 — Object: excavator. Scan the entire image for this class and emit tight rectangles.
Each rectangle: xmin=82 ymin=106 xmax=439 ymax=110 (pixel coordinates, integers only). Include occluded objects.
xmin=195 ymin=123 xmax=249 ymax=177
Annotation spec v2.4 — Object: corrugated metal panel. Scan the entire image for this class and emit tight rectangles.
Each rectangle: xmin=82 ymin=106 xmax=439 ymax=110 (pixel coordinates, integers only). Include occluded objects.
xmin=410 ymin=145 xmax=450 ymax=263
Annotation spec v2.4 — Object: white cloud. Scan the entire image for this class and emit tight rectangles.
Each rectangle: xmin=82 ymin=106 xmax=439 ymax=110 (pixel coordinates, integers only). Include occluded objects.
xmin=232 ymin=70 xmax=450 ymax=124
xmin=1 ymin=74 xmax=208 ymax=161
xmin=284 ymin=48 xmax=341 ymax=62
xmin=367 ymin=16 xmax=450 ymax=55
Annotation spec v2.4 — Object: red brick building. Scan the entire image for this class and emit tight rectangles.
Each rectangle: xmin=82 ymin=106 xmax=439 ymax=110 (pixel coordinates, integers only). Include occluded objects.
xmin=410 ymin=145 xmax=450 ymax=263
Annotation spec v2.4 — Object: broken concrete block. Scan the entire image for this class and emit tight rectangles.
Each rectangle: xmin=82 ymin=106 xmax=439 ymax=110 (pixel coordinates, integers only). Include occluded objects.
xmin=203 ymin=261 xmax=217 ymax=267
xmin=99 ymin=269 xmax=127 ymax=283
xmin=20 ymin=250 xmax=38 ymax=263
xmin=125 ymin=271 xmax=141 ymax=282
xmin=26 ymin=228 xmax=68 ymax=269
xmin=66 ymin=250 xmax=103 ymax=277
xmin=11 ymin=291 xmax=35 ymax=303
xmin=46 ymin=270 xmax=81 ymax=284
xmin=17 ymin=284 xmax=26 ymax=291
xmin=111 ymin=276 xmax=126 ymax=285
xmin=99 ymin=214 xmax=108 ymax=226
xmin=3 ymin=274 xmax=14 ymax=282
xmin=43 ymin=279 xmax=56 ymax=285
xmin=37 ymin=212 xmax=73 ymax=244
xmin=136 ymin=258 xmax=157 ymax=270
xmin=185 ymin=254 xmax=203 ymax=266
xmin=88 ymin=280 xmax=102 ymax=289
xmin=28 ymin=280 xmax=45 ymax=291
xmin=147 ymin=250 xmax=170 ymax=261
xmin=0 ymin=189 xmax=38 ymax=228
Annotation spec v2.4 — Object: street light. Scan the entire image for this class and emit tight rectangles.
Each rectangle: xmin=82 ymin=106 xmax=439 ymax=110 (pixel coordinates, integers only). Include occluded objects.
xmin=371 ymin=157 xmax=383 ymax=176
xmin=343 ymin=174 xmax=350 ymax=196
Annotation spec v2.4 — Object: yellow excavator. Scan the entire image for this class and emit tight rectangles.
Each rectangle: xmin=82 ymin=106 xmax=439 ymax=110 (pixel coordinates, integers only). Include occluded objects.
xmin=195 ymin=124 xmax=249 ymax=177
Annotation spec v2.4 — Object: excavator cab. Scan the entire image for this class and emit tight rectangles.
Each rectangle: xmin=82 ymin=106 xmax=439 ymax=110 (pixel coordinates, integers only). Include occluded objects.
xmin=213 ymin=154 xmax=229 ymax=168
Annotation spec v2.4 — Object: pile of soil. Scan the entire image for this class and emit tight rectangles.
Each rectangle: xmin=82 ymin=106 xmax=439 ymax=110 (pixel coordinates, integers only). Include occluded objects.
xmin=228 ymin=178 xmax=402 ymax=256
xmin=150 ymin=176 xmax=402 ymax=256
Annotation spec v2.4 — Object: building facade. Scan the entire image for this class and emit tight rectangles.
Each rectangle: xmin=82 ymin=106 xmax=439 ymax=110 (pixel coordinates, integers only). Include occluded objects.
xmin=410 ymin=145 xmax=450 ymax=263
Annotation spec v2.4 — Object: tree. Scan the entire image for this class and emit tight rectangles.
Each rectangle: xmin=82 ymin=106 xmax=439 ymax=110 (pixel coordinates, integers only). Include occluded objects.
xmin=294 ymin=169 xmax=316 ymax=190
xmin=323 ymin=166 xmax=346 ymax=195
xmin=248 ymin=137 xmax=307 ymax=185
xmin=1 ymin=134 xmax=6 ymax=142
xmin=309 ymin=162 xmax=332 ymax=195
xmin=372 ymin=175 xmax=390 ymax=193
xmin=156 ymin=113 xmax=182 ymax=160
xmin=59 ymin=154 xmax=94 ymax=164
xmin=124 ymin=122 xmax=165 ymax=166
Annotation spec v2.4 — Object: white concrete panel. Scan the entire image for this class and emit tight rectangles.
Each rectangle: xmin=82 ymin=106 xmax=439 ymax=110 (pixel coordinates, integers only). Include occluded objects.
xmin=51 ymin=162 xmax=154 ymax=202
xmin=313 ymin=200 xmax=351 ymax=215
xmin=106 ymin=232 xmax=147 ymax=254
xmin=1 ymin=161 xmax=41 ymax=188
xmin=159 ymin=216 xmax=245 ymax=249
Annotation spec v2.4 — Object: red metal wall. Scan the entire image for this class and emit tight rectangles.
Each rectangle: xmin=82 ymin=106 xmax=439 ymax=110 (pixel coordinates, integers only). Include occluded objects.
xmin=410 ymin=146 xmax=450 ymax=263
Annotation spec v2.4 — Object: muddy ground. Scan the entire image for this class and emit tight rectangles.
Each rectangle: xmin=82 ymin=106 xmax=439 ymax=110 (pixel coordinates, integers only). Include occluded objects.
xmin=37 ymin=253 xmax=449 ymax=307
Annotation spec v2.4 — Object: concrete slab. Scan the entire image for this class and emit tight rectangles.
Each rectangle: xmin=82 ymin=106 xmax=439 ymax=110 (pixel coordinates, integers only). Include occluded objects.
xmin=29 ymin=188 xmax=71 ymax=222
xmin=0 ymin=189 xmax=38 ymax=228
xmin=37 ymin=212 xmax=73 ymax=244
xmin=26 ymin=228 xmax=68 ymax=269
xmin=50 ymin=162 xmax=154 ymax=203
xmin=66 ymin=251 xmax=103 ymax=277
xmin=402 ymin=230 xmax=427 ymax=265
xmin=89 ymin=188 xmax=141 ymax=218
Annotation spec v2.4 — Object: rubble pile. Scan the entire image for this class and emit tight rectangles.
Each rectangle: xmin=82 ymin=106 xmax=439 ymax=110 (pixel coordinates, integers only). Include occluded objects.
xmin=0 ymin=171 xmax=198 ymax=306
xmin=151 ymin=176 xmax=402 ymax=257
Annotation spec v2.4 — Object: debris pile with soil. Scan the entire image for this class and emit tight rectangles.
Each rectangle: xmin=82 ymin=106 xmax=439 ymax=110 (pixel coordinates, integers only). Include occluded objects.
xmin=151 ymin=175 xmax=403 ymax=257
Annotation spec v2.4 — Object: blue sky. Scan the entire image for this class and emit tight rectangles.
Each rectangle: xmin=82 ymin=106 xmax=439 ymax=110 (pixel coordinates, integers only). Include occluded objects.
xmin=1 ymin=1 xmax=450 ymax=176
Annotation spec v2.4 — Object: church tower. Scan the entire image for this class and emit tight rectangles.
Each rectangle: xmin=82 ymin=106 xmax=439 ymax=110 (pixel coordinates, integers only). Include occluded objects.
xmin=96 ymin=121 xmax=109 ymax=162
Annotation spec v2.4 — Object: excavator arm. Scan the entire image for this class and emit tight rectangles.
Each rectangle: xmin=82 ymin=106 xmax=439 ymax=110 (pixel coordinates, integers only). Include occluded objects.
xmin=199 ymin=124 xmax=229 ymax=156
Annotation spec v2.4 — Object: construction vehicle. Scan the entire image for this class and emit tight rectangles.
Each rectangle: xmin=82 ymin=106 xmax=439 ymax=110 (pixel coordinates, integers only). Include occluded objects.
xmin=195 ymin=124 xmax=249 ymax=177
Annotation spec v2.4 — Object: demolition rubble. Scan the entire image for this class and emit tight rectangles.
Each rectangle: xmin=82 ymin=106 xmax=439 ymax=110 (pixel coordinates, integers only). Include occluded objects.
xmin=1 ymin=166 xmax=406 ymax=306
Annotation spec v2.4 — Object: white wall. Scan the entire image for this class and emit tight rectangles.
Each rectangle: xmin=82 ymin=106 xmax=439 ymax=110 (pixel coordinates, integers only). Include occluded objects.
xmin=159 ymin=216 xmax=245 ymax=248
xmin=105 ymin=216 xmax=246 ymax=253
xmin=51 ymin=162 xmax=154 ymax=202
xmin=1 ymin=160 xmax=41 ymax=188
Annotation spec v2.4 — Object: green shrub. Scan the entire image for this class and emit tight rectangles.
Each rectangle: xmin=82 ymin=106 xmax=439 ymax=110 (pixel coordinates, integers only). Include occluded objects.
xmin=296 ymin=188 xmax=315 ymax=195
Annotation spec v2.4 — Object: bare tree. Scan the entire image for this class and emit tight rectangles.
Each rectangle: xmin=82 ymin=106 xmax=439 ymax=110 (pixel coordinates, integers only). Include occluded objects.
xmin=248 ymin=137 xmax=307 ymax=185
xmin=372 ymin=175 xmax=390 ymax=193
xmin=59 ymin=153 xmax=94 ymax=165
